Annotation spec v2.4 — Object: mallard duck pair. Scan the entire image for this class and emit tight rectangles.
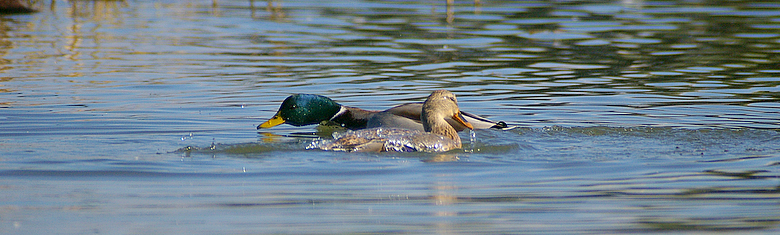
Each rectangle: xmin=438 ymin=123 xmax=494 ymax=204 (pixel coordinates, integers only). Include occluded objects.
xmin=259 ymin=90 xmax=508 ymax=152
xmin=258 ymin=92 xmax=508 ymax=131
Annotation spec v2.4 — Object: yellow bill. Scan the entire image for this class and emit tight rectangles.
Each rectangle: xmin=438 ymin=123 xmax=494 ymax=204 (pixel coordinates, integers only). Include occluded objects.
xmin=259 ymin=114 xmax=285 ymax=128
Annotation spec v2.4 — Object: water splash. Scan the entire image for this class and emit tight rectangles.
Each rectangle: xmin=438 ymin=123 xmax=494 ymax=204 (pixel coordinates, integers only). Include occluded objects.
xmin=309 ymin=127 xmax=463 ymax=152
xmin=467 ymin=129 xmax=477 ymax=153
xmin=181 ymin=132 xmax=193 ymax=141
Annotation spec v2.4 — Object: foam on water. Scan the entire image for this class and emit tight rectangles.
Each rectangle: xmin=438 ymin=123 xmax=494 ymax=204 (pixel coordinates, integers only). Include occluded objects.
xmin=307 ymin=127 xmax=464 ymax=153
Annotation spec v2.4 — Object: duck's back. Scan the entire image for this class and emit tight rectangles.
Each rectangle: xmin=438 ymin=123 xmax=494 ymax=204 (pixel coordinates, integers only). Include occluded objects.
xmin=366 ymin=111 xmax=425 ymax=131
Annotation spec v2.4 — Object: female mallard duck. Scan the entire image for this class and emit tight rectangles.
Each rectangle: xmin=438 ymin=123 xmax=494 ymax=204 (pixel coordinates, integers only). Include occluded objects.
xmin=308 ymin=90 xmax=473 ymax=152
xmin=258 ymin=93 xmax=508 ymax=131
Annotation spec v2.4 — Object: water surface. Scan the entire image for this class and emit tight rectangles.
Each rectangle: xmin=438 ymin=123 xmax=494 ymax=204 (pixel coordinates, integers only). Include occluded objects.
xmin=1 ymin=0 xmax=779 ymax=233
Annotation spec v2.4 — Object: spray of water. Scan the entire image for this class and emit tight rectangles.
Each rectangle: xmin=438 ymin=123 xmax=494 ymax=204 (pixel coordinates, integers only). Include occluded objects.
xmin=468 ymin=129 xmax=477 ymax=153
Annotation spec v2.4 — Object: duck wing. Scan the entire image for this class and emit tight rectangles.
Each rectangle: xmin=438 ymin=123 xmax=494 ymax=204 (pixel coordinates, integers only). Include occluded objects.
xmin=366 ymin=103 xmax=425 ymax=131
xmin=379 ymin=102 xmax=510 ymax=131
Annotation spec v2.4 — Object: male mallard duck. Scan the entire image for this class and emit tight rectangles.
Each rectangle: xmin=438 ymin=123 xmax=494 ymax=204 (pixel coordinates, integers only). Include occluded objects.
xmin=258 ymin=93 xmax=508 ymax=131
xmin=308 ymin=90 xmax=473 ymax=152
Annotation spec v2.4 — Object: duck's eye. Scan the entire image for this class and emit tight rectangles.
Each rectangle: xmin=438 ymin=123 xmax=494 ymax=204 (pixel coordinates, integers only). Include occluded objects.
xmin=290 ymin=104 xmax=298 ymax=109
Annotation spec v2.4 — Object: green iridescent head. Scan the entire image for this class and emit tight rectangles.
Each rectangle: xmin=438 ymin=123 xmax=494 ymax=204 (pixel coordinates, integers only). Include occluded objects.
xmin=258 ymin=94 xmax=342 ymax=129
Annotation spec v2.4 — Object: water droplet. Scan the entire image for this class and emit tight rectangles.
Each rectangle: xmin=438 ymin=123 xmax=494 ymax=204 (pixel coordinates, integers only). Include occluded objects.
xmin=468 ymin=129 xmax=477 ymax=153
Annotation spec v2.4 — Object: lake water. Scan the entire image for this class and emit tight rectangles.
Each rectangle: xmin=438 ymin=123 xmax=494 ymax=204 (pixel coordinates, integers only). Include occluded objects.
xmin=1 ymin=0 xmax=779 ymax=233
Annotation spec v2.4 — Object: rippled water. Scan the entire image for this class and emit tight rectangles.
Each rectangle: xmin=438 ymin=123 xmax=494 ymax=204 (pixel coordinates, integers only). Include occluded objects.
xmin=1 ymin=0 xmax=779 ymax=233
